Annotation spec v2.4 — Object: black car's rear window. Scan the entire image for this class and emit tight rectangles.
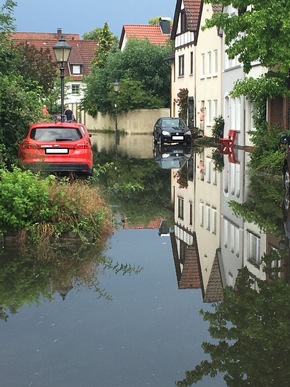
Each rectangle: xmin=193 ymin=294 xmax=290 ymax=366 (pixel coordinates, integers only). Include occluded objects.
xmin=161 ymin=119 xmax=186 ymax=128
xmin=30 ymin=128 xmax=82 ymax=142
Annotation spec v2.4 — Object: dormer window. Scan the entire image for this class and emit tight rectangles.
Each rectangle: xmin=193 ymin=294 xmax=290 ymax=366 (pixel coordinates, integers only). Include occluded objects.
xmin=71 ymin=64 xmax=82 ymax=75
xmin=180 ymin=10 xmax=187 ymax=33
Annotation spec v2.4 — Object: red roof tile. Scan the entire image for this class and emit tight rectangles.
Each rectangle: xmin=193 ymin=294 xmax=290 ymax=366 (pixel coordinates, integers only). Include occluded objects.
xmin=119 ymin=24 xmax=171 ymax=48
xmin=10 ymin=30 xmax=98 ymax=77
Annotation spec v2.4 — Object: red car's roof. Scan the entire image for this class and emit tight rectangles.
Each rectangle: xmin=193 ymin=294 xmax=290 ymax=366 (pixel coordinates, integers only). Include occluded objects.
xmin=29 ymin=121 xmax=85 ymax=129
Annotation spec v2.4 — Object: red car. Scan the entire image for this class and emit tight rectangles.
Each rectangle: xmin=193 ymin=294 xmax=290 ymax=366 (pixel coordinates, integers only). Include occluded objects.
xmin=18 ymin=121 xmax=93 ymax=176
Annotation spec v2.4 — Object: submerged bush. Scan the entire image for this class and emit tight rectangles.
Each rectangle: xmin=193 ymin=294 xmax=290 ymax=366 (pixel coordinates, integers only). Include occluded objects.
xmin=0 ymin=168 xmax=53 ymax=233
xmin=48 ymin=179 xmax=112 ymax=240
xmin=0 ymin=168 xmax=112 ymax=244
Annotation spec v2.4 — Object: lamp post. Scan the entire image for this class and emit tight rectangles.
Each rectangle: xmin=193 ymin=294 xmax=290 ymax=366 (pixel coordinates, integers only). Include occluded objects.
xmin=53 ymin=35 xmax=72 ymax=122
xmin=113 ymin=81 xmax=120 ymax=175
xmin=113 ymin=81 xmax=120 ymax=144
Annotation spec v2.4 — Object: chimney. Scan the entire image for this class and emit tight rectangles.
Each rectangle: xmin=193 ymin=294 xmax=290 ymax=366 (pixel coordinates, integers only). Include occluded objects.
xmin=159 ymin=17 xmax=171 ymax=35
xmin=57 ymin=28 xmax=62 ymax=40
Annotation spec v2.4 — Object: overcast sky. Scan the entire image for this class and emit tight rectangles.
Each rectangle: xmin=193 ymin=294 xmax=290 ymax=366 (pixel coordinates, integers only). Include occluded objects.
xmin=11 ymin=0 xmax=176 ymax=38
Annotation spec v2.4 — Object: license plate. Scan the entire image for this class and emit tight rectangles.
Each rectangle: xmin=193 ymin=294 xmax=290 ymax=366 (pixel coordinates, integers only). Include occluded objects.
xmin=172 ymin=135 xmax=184 ymax=140
xmin=45 ymin=148 xmax=69 ymax=154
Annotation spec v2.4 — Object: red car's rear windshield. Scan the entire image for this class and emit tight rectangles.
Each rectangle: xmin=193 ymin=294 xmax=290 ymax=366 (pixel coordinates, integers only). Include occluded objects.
xmin=30 ymin=127 xmax=82 ymax=142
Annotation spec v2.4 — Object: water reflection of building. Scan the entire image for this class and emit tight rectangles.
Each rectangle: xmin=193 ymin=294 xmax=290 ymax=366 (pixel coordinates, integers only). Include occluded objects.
xmin=170 ymin=147 xmax=224 ymax=301
xmin=170 ymin=224 xmax=223 ymax=302
xmin=50 ymin=279 xmax=73 ymax=301
xmin=170 ymin=145 xmax=278 ymax=300
xmin=221 ymin=149 xmax=267 ymax=284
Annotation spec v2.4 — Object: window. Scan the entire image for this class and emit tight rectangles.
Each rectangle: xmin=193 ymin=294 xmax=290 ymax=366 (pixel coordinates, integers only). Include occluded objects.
xmin=71 ymin=84 xmax=80 ymax=95
xmin=213 ymin=49 xmax=218 ymax=75
xmin=213 ymin=100 xmax=218 ymax=121
xmin=199 ymin=202 xmax=204 ymax=227
xmin=270 ymin=247 xmax=281 ymax=278
xmin=223 ymin=219 xmax=228 ymax=248
xmin=248 ymin=232 xmax=260 ymax=265
xmin=223 ymin=220 xmax=240 ymax=256
xmin=230 ymin=162 xmax=240 ymax=198
xmin=180 ymin=10 xmax=186 ymax=33
xmin=188 ymin=97 xmax=194 ymax=129
xmin=206 ymin=204 xmax=211 ymax=231
xmin=206 ymin=157 xmax=211 ymax=183
xmin=206 ymin=100 xmax=212 ymax=126
xmin=178 ymin=55 xmax=184 ymax=76
xmin=178 ymin=197 xmax=184 ymax=219
xmin=71 ymin=65 xmax=82 ymax=75
xmin=207 ymin=51 xmax=212 ymax=76
xmin=234 ymin=226 xmax=240 ymax=257
xmin=201 ymin=53 xmax=205 ymax=78
xmin=212 ymin=164 xmax=217 ymax=186
xmin=190 ymin=51 xmax=194 ymax=75
xmin=189 ymin=202 xmax=193 ymax=226
xmin=212 ymin=208 xmax=217 ymax=235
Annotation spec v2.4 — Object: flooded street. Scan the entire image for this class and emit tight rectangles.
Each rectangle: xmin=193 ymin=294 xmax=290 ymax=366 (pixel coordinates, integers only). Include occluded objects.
xmin=1 ymin=132 xmax=290 ymax=386
xmin=0 ymin=229 xmax=225 ymax=387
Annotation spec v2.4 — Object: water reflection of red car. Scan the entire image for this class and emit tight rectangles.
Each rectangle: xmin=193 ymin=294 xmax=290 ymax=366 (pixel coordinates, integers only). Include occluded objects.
xmin=18 ymin=121 xmax=93 ymax=176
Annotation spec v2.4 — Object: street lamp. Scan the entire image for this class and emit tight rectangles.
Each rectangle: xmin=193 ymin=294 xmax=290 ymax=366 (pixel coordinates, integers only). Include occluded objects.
xmin=113 ymin=81 xmax=120 ymax=140
xmin=53 ymin=35 xmax=72 ymax=122
xmin=113 ymin=81 xmax=120 ymax=174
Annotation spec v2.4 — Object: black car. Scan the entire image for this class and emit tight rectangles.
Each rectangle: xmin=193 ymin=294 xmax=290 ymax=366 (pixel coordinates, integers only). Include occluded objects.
xmin=153 ymin=117 xmax=192 ymax=145
xmin=153 ymin=143 xmax=191 ymax=170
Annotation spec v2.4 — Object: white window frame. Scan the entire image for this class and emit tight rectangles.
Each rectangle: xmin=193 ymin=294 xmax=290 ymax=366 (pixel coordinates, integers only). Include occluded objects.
xmin=212 ymin=208 xmax=217 ymax=235
xmin=72 ymin=65 xmax=81 ymax=75
xmin=223 ymin=218 xmax=228 ymax=248
xmin=247 ymin=232 xmax=261 ymax=265
xmin=190 ymin=51 xmax=194 ymax=75
xmin=213 ymin=49 xmax=218 ymax=75
xmin=178 ymin=196 xmax=184 ymax=219
xmin=201 ymin=53 xmax=205 ymax=78
xmin=178 ymin=55 xmax=185 ymax=76
xmin=71 ymin=84 xmax=80 ymax=95
xmin=207 ymin=51 xmax=212 ymax=77
xmin=206 ymin=204 xmax=211 ymax=231
xmin=206 ymin=100 xmax=212 ymax=126
xmin=199 ymin=202 xmax=204 ymax=227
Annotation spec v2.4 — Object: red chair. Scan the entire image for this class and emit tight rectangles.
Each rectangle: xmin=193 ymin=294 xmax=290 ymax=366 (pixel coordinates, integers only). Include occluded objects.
xmin=219 ymin=129 xmax=237 ymax=153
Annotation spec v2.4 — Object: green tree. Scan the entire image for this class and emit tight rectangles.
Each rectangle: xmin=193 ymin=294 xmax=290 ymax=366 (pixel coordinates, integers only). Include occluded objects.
xmin=0 ymin=0 xmax=16 ymax=33
xmin=204 ymin=0 xmax=290 ymax=75
xmin=82 ymin=27 xmax=103 ymax=41
xmin=14 ymin=43 xmax=57 ymax=94
xmin=148 ymin=17 xmax=172 ymax=26
xmin=176 ymin=266 xmax=290 ymax=386
xmin=0 ymin=1 xmax=56 ymax=167
xmin=82 ymin=38 xmax=172 ymax=115
xmin=92 ymin=22 xmax=118 ymax=68
xmin=83 ymin=26 xmax=118 ymax=45
xmin=0 ymin=73 xmax=43 ymax=167
xmin=203 ymin=1 xmax=290 ymax=155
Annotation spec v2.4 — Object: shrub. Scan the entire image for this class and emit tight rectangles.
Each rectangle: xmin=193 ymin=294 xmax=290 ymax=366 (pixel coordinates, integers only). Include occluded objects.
xmin=0 ymin=167 xmax=53 ymax=233
xmin=212 ymin=115 xmax=224 ymax=139
xmin=48 ymin=179 xmax=112 ymax=240
xmin=0 ymin=168 xmax=112 ymax=244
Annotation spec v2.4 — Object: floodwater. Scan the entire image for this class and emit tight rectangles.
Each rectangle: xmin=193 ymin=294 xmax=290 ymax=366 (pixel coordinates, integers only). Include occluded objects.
xmin=0 ymin=132 xmax=289 ymax=386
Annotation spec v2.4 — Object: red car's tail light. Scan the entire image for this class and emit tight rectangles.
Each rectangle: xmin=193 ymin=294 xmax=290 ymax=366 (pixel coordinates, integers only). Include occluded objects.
xmin=21 ymin=141 xmax=41 ymax=149
xmin=74 ymin=143 xmax=91 ymax=149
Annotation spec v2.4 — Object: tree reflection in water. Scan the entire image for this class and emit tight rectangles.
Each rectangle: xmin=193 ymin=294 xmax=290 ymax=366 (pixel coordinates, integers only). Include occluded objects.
xmin=0 ymin=240 xmax=143 ymax=322
xmin=93 ymin=149 xmax=173 ymax=227
xmin=176 ymin=264 xmax=290 ymax=386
